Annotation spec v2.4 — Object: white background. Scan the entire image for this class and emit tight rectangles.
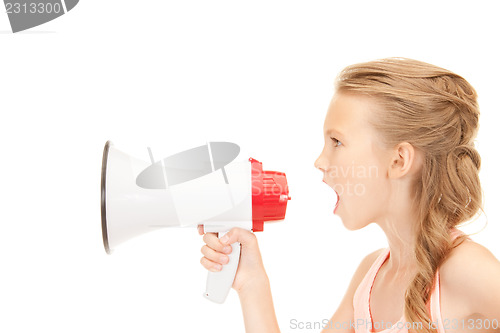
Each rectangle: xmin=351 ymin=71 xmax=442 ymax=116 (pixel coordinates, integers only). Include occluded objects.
xmin=1 ymin=1 xmax=499 ymax=332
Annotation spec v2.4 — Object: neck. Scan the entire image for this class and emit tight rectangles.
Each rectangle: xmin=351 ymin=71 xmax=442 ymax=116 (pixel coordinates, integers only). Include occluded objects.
xmin=375 ymin=178 xmax=422 ymax=279
xmin=377 ymin=217 xmax=418 ymax=278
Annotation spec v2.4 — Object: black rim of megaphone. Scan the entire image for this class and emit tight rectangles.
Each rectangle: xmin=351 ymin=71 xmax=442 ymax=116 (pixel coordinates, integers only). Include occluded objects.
xmin=101 ymin=140 xmax=112 ymax=254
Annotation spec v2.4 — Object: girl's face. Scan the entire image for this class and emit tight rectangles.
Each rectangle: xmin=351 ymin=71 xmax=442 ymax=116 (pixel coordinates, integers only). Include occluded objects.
xmin=314 ymin=91 xmax=393 ymax=230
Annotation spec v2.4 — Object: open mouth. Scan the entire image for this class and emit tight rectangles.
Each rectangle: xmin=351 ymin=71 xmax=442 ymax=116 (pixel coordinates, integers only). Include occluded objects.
xmin=323 ymin=180 xmax=340 ymax=213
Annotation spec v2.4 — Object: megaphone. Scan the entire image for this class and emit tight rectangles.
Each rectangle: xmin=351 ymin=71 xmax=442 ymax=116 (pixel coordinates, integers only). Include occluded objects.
xmin=100 ymin=140 xmax=290 ymax=303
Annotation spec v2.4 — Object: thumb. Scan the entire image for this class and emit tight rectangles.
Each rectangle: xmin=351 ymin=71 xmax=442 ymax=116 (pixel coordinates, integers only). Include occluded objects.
xmin=219 ymin=227 xmax=257 ymax=248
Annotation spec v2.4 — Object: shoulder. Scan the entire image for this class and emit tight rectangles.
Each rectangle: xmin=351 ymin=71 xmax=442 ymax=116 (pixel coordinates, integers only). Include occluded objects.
xmin=328 ymin=248 xmax=386 ymax=321
xmin=351 ymin=248 xmax=386 ymax=286
xmin=440 ymin=239 xmax=500 ymax=318
xmin=440 ymin=239 xmax=500 ymax=286
xmin=362 ymin=248 xmax=386 ymax=268
xmin=344 ymin=248 xmax=387 ymax=299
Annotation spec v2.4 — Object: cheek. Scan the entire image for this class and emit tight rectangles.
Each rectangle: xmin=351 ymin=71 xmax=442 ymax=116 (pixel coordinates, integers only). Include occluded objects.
xmin=340 ymin=160 xmax=388 ymax=203
xmin=338 ymin=166 xmax=388 ymax=229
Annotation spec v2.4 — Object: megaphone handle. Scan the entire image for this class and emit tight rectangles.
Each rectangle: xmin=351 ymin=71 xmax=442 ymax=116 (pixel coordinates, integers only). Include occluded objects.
xmin=204 ymin=231 xmax=241 ymax=304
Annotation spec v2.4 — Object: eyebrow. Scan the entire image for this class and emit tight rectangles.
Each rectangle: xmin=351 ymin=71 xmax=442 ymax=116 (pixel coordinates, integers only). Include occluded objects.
xmin=324 ymin=128 xmax=345 ymax=138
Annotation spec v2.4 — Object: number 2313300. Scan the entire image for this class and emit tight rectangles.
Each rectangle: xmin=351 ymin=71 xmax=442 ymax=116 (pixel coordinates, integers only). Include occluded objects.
xmin=5 ymin=2 xmax=62 ymax=14
xmin=442 ymin=319 xmax=499 ymax=330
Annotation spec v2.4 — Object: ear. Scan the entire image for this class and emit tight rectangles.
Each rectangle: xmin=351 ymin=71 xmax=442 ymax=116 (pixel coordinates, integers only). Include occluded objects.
xmin=388 ymin=142 xmax=422 ymax=179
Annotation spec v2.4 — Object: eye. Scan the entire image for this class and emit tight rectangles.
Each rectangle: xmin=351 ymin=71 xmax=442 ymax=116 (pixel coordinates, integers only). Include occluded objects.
xmin=330 ymin=137 xmax=342 ymax=147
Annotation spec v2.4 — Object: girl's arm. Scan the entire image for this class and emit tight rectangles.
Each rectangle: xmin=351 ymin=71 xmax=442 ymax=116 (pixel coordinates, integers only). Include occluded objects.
xmin=237 ymin=272 xmax=280 ymax=333
xmin=199 ymin=226 xmax=281 ymax=333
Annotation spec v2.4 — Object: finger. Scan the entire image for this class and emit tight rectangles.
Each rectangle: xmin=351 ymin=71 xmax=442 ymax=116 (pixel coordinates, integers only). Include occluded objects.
xmin=219 ymin=227 xmax=257 ymax=248
xmin=201 ymin=245 xmax=229 ymax=265
xmin=197 ymin=224 xmax=204 ymax=235
xmin=200 ymin=256 xmax=222 ymax=272
xmin=203 ymin=232 xmax=232 ymax=254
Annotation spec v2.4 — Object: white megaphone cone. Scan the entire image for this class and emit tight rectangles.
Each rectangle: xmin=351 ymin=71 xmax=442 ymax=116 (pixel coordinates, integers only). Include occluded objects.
xmin=101 ymin=141 xmax=182 ymax=253
xmin=100 ymin=140 xmax=290 ymax=303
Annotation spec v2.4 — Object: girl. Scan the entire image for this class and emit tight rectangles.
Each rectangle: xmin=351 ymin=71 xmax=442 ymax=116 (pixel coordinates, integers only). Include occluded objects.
xmin=198 ymin=58 xmax=500 ymax=333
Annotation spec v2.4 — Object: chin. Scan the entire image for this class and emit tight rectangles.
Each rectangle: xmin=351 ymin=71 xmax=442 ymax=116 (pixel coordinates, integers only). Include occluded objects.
xmin=342 ymin=223 xmax=366 ymax=231
xmin=338 ymin=214 xmax=370 ymax=231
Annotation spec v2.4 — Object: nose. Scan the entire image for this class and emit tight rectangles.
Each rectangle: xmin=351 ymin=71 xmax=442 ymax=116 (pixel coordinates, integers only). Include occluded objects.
xmin=314 ymin=152 xmax=325 ymax=172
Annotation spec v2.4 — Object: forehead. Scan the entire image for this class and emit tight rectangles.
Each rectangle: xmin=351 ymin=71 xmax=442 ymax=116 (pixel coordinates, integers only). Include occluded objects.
xmin=323 ymin=92 xmax=377 ymax=136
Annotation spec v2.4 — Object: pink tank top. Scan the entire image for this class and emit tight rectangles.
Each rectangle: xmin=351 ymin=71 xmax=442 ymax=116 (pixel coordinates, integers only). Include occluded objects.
xmin=353 ymin=228 xmax=467 ymax=333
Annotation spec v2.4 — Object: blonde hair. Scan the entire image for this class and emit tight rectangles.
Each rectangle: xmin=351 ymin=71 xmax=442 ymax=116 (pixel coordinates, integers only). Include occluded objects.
xmin=335 ymin=58 xmax=484 ymax=332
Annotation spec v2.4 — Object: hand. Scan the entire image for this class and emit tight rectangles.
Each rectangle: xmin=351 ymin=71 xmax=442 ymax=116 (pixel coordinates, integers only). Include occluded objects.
xmin=198 ymin=226 xmax=268 ymax=294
